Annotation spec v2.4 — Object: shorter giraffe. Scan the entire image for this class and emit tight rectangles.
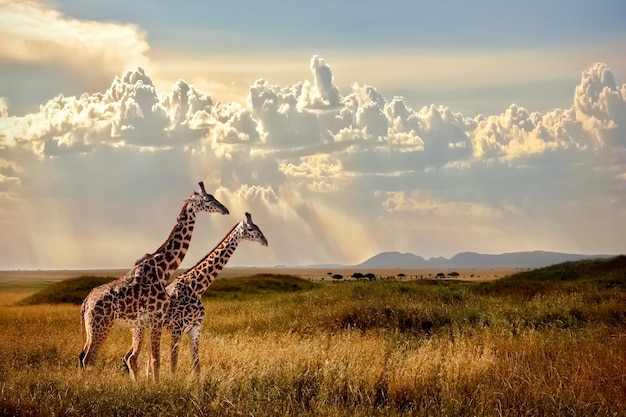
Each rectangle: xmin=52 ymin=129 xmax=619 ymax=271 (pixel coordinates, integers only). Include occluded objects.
xmin=79 ymin=182 xmax=229 ymax=381
xmin=123 ymin=212 xmax=268 ymax=376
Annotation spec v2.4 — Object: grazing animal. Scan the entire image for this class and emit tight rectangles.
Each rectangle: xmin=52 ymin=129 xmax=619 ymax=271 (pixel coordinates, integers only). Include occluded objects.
xmin=123 ymin=212 xmax=268 ymax=376
xmin=79 ymin=182 xmax=229 ymax=381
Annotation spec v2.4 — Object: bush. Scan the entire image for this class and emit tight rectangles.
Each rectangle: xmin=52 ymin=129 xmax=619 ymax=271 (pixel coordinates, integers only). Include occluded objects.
xmin=17 ymin=276 xmax=115 ymax=305
xmin=203 ymin=274 xmax=319 ymax=299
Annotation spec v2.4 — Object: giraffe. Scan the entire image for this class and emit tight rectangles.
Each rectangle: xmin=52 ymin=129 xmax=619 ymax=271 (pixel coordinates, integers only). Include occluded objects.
xmin=79 ymin=181 xmax=229 ymax=381
xmin=123 ymin=212 xmax=268 ymax=377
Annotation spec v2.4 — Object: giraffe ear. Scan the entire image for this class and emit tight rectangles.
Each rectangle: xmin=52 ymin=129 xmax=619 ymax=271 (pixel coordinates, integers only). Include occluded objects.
xmin=185 ymin=191 xmax=199 ymax=203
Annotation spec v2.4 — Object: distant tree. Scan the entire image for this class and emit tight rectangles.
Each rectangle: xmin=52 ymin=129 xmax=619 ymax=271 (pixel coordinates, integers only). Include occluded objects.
xmin=436 ymin=272 xmax=445 ymax=278
xmin=448 ymin=271 xmax=460 ymax=277
xmin=397 ymin=273 xmax=406 ymax=279
xmin=351 ymin=272 xmax=365 ymax=280
xmin=332 ymin=274 xmax=343 ymax=282
xmin=365 ymin=273 xmax=376 ymax=281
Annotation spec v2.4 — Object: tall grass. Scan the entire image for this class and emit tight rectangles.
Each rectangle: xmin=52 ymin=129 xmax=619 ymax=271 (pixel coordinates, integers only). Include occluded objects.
xmin=1 ymin=262 xmax=625 ymax=416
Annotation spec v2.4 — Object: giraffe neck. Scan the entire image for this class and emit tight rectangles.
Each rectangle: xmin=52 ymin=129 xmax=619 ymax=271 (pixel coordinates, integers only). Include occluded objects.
xmin=179 ymin=223 xmax=242 ymax=297
xmin=149 ymin=202 xmax=197 ymax=280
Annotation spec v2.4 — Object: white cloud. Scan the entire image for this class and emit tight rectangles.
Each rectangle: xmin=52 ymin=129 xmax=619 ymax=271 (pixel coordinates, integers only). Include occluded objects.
xmin=0 ymin=0 xmax=150 ymax=110
xmin=297 ymin=55 xmax=341 ymax=110
xmin=574 ymin=62 xmax=626 ymax=147
xmin=0 ymin=97 xmax=7 ymax=118
xmin=0 ymin=1 xmax=146 ymax=64
xmin=1 ymin=53 xmax=625 ymax=268
xmin=143 ymin=37 xmax=626 ymax=122
xmin=279 ymin=154 xmax=343 ymax=179
xmin=382 ymin=190 xmax=510 ymax=219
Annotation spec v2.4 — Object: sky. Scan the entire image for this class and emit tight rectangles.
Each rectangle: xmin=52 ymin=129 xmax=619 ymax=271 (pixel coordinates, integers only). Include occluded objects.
xmin=0 ymin=0 xmax=625 ymax=270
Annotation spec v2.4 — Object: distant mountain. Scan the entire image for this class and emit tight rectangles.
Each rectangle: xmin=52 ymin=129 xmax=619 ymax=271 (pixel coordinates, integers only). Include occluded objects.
xmin=354 ymin=252 xmax=426 ymax=269
xmin=355 ymin=250 xmax=616 ymax=269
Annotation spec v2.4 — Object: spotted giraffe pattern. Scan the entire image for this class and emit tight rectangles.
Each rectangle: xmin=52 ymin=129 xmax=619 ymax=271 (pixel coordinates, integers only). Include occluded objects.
xmin=123 ymin=212 xmax=268 ymax=376
xmin=79 ymin=182 xmax=229 ymax=381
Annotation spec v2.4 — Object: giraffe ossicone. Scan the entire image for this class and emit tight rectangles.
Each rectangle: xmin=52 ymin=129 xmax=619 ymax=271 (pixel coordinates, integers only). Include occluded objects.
xmin=78 ymin=182 xmax=229 ymax=381
xmin=123 ymin=212 xmax=268 ymax=377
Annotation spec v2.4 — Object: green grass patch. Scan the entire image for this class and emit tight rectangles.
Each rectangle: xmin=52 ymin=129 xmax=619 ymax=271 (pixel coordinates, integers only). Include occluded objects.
xmin=204 ymin=274 xmax=320 ymax=300
xmin=0 ymin=277 xmax=61 ymax=294
xmin=17 ymin=275 xmax=115 ymax=305
xmin=15 ymin=273 xmax=319 ymax=306
xmin=476 ymin=255 xmax=626 ymax=297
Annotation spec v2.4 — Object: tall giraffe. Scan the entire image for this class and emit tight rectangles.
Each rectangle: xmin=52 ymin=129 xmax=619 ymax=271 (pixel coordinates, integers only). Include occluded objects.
xmin=123 ymin=212 xmax=268 ymax=377
xmin=79 ymin=182 xmax=229 ymax=381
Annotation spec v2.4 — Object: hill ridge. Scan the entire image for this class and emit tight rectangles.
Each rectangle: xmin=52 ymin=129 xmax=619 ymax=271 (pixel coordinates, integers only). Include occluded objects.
xmin=355 ymin=250 xmax=616 ymax=269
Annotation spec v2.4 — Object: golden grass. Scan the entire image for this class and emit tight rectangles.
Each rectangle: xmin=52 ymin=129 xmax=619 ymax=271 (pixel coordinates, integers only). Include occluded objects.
xmin=223 ymin=267 xmax=518 ymax=282
xmin=1 ymin=267 xmax=625 ymax=416
xmin=0 ymin=266 xmax=516 ymax=287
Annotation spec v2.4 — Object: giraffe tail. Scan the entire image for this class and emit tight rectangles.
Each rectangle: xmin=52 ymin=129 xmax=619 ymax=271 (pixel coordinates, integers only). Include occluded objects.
xmin=78 ymin=301 xmax=86 ymax=370
xmin=79 ymin=301 xmax=86 ymax=341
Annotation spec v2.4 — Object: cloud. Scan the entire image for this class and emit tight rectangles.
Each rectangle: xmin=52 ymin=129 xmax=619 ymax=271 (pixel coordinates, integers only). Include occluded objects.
xmin=573 ymin=62 xmax=626 ymax=147
xmin=382 ymin=190 xmax=507 ymax=218
xmin=0 ymin=97 xmax=7 ymax=118
xmin=1 ymin=53 xmax=625 ymax=268
xmin=0 ymin=0 xmax=151 ymax=116
xmin=0 ymin=0 xmax=149 ymax=74
xmin=298 ymin=55 xmax=341 ymax=110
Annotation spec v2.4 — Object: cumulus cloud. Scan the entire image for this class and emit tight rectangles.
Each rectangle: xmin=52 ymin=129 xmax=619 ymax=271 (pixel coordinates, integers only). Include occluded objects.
xmin=279 ymin=154 xmax=347 ymax=192
xmin=1 ymin=54 xmax=625 ymax=268
xmin=297 ymin=55 xmax=341 ymax=109
xmin=573 ymin=63 xmax=626 ymax=147
xmin=0 ymin=97 xmax=7 ymax=118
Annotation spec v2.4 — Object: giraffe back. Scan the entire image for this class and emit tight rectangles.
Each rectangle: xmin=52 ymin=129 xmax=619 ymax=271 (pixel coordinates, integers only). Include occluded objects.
xmin=83 ymin=254 xmax=170 ymax=326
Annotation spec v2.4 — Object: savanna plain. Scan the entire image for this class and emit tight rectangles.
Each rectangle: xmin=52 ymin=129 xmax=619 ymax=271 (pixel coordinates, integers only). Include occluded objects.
xmin=0 ymin=258 xmax=625 ymax=417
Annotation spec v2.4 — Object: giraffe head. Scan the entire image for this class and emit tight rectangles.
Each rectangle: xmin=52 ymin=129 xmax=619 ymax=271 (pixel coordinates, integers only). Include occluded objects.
xmin=185 ymin=181 xmax=230 ymax=215
xmin=239 ymin=212 xmax=268 ymax=246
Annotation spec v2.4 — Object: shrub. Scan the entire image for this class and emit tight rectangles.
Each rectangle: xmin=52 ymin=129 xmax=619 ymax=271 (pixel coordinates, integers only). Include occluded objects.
xmin=203 ymin=274 xmax=319 ymax=299
xmin=17 ymin=276 xmax=115 ymax=305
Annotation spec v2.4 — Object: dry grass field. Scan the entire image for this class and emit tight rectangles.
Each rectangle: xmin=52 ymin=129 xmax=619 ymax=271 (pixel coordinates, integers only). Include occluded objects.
xmin=1 ymin=259 xmax=625 ymax=416
xmin=225 ymin=267 xmax=520 ymax=282
xmin=0 ymin=266 xmax=518 ymax=288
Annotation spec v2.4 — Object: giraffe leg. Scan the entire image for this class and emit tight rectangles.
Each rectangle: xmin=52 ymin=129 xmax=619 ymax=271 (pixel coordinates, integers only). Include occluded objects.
xmin=148 ymin=326 xmax=163 ymax=381
xmin=79 ymin=313 xmax=112 ymax=372
xmin=189 ymin=325 xmax=202 ymax=377
xmin=170 ymin=330 xmax=183 ymax=375
xmin=123 ymin=327 xmax=144 ymax=381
